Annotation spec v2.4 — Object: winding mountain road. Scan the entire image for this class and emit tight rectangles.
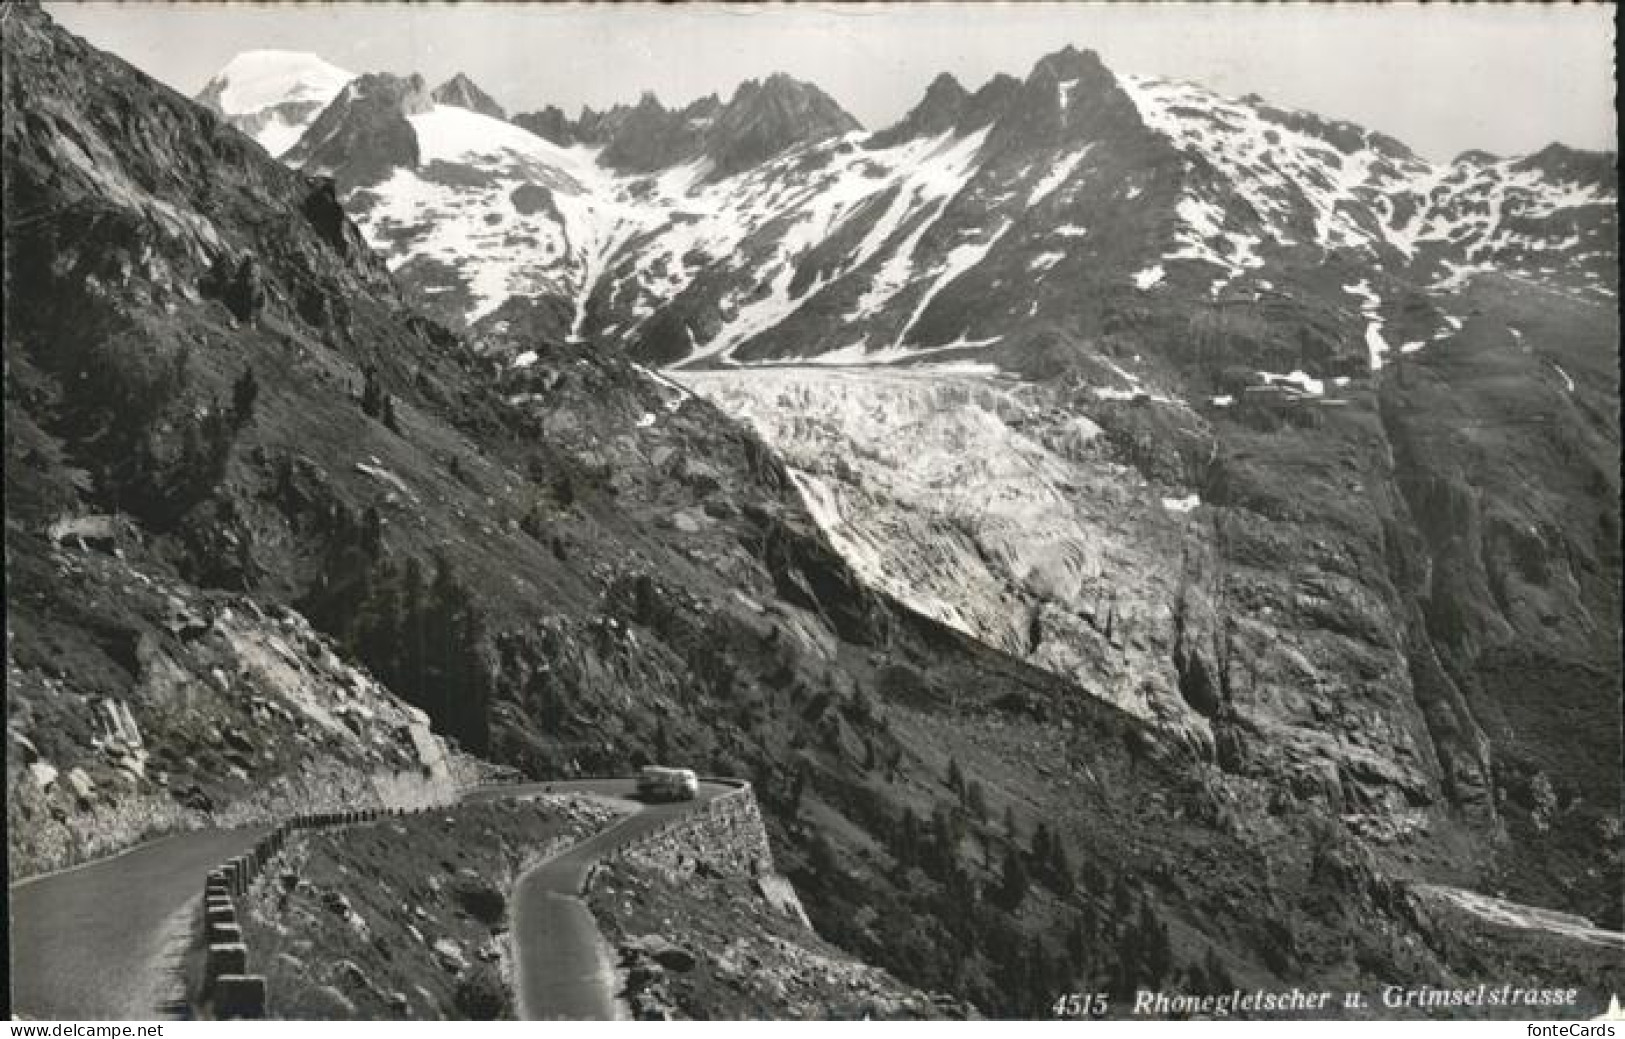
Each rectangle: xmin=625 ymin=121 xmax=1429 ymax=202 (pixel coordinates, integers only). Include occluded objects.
xmin=483 ymin=779 xmax=734 ymax=1020
xmin=9 ymin=778 xmax=727 ymax=1020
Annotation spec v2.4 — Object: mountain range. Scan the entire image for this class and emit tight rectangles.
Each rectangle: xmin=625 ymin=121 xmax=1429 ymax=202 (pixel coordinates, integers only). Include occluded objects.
xmin=7 ymin=3 xmax=1621 ymax=1019
xmin=206 ymin=38 xmax=1620 ymax=844
xmin=198 ymin=44 xmax=1613 ymax=370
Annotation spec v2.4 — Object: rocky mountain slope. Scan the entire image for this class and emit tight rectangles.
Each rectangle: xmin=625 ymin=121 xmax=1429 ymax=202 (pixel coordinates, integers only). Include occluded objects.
xmin=5 ymin=20 xmax=473 ymax=878
xmin=8 ymin=4 xmax=1620 ymax=1019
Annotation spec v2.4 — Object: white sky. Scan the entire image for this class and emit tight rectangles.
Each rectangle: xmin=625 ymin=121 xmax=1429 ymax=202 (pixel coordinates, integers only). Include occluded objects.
xmin=48 ymin=1 xmax=1617 ymax=162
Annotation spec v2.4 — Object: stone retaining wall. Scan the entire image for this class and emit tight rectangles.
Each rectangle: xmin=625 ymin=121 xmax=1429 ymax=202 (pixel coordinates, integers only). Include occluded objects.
xmin=10 ymin=749 xmax=483 ymax=883
xmin=605 ymin=782 xmax=810 ymax=928
xmin=194 ymin=780 xmax=798 ymax=1017
xmin=612 ymin=781 xmax=777 ymax=879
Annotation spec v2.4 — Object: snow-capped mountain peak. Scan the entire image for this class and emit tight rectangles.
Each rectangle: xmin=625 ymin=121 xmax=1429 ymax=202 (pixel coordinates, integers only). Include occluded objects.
xmin=201 ymin=49 xmax=352 ymax=114
xmin=197 ymin=50 xmax=353 ymax=157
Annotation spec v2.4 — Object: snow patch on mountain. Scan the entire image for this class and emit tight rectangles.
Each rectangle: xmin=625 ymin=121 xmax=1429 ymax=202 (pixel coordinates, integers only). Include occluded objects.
xmin=1408 ymin=157 xmax=1613 ymax=266
xmin=252 ymin=117 xmax=310 ymax=159
xmin=1161 ymin=192 xmax=1265 ymax=293
xmin=210 ymin=50 xmax=353 ymax=115
xmin=411 ymin=106 xmax=593 ymax=183
xmin=683 ymin=152 xmax=900 ymax=363
xmin=357 ymin=104 xmax=648 ymax=324
xmin=1261 ymin=370 xmax=1326 ymax=396
xmin=753 ymin=339 xmax=1004 ymax=369
xmin=890 ymin=218 xmax=1013 ymax=349
xmin=615 ymin=125 xmax=998 ymax=363
xmin=1124 ymin=73 xmax=1423 ymax=255
xmin=1027 ymin=145 xmax=1093 ymax=207
xmin=844 ymin=129 xmax=994 ymax=319
xmin=677 ymin=128 xmax=993 ymax=361
xmin=1122 ymin=72 xmax=1615 ymax=301
xmin=1342 ymin=279 xmax=1391 ymax=370
xmin=1133 ymin=264 xmax=1165 ymax=290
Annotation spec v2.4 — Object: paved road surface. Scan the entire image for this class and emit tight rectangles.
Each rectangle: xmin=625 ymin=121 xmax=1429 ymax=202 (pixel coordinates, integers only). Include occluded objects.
xmin=10 ymin=825 xmax=271 ymax=1019
xmin=502 ymin=779 xmax=733 ymax=1020
xmin=9 ymin=778 xmax=726 ymax=1020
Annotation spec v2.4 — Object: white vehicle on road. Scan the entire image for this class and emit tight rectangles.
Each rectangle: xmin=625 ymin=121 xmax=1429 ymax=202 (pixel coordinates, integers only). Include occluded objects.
xmin=636 ymin=765 xmax=699 ymax=802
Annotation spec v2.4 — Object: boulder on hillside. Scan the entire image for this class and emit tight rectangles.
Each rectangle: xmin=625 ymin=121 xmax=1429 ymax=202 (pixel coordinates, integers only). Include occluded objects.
xmin=621 ymin=934 xmax=697 ymax=972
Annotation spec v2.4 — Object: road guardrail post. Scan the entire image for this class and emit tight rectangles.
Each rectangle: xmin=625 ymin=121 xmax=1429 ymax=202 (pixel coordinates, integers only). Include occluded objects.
xmin=213 ymin=974 xmax=267 ymax=1019
xmin=205 ymin=943 xmax=249 ymax=991
xmin=207 ymin=919 xmax=243 ymax=945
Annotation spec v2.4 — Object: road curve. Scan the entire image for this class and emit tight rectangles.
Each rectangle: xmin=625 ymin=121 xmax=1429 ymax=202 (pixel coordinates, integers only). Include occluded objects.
xmin=9 ymin=778 xmax=729 ymax=1020
xmin=504 ymin=779 xmax=734 ymax=1020
xmin=9 ymin=824 xmax=271 ymax=1020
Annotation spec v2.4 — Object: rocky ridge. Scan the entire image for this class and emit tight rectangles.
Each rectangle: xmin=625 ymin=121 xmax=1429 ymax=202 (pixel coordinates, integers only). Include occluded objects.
xmin=432 ymin=73 xmax=507 ymax=122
